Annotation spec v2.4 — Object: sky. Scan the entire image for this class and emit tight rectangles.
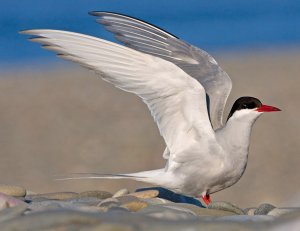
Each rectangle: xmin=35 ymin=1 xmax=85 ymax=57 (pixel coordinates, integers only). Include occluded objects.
xmin=0 ymin=0 xmax=299 ymax=67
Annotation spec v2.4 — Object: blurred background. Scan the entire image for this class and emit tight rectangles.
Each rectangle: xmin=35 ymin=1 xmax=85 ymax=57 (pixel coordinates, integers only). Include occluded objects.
xmin=0 ymin=0 xmax=299 ymax=207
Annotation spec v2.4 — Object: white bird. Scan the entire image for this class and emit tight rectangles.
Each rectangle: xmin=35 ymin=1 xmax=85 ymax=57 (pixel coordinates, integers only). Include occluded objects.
xmin=21 ymin=12 xmax=280 ymax=205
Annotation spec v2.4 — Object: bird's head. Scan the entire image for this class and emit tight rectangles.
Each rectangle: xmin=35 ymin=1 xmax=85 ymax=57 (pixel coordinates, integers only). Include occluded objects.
xmin=227 ymin=96 xmax=281 ymax=122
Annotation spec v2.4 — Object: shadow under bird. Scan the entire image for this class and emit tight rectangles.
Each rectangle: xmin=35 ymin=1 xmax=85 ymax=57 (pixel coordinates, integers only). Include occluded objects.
xmin=21 ymin=12 xmax=281 ymax=205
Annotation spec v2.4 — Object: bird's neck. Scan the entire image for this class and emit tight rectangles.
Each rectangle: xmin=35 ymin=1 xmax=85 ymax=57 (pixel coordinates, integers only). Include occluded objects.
xmin=216 ymin=113 xmax=260 ymax=155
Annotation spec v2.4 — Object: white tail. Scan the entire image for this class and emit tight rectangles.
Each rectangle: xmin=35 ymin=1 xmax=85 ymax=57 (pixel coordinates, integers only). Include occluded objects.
xmin=56 ymin=169 xmax=165 ymax=185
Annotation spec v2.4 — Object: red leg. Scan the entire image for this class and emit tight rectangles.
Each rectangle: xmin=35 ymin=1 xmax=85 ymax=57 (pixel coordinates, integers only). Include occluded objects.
xmin=202 ymin=194 xmax=211 ymax=206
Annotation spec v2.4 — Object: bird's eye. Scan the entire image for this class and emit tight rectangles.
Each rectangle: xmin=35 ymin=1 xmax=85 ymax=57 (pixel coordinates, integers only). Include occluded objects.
xmin=242 ymin=104 xmax=247 ymax=109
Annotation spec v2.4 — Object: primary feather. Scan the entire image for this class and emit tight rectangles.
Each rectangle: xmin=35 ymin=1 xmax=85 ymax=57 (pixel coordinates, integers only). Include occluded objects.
xmin=21 ymin=29 xmax=216 ymax=163
xmin=90 ymin=11 xmax=232 ymax=129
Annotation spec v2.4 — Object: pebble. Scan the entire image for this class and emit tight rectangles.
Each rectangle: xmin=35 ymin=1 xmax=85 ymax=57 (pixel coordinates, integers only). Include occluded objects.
xmin=164 ymin=203 xmax=237 ymax=217
xmin=139 ymin=204 xmax=198 ymax=220
xmin=121 ymin=201 xmax=149 ymax=212
xmin=245 ymin=208 xmax=257 ymax=216
xmin=78 ymin=190 xmax=112 ymax=199
xmin=0 ymin=184 xmax=26 ymax=197
xmin=113 ymin=188 xmax=130 ymax=198
xmin=1 ymin=186 xmax=300 ymax=230
xmin=129 ymin=190 xmax=159 ymax=199
xmin=27 ymin=192 xmax=79 ymax=201
xmin=0 ymin=204 xmax=28 ymax=223
xmin=116 ymin=195 xmax=140 ymax=204
xmin=97 ymin=198 xmax=121 ymax=208
xmin=141 ymin=197 xmax=171 ymax=205
xmin=0 ymin=193 xmax=28 ymax=208
xmin=208 ymin=201 xmax=245 ymax=215
xmin=254 ymin=203 xmax=276 ymax=215
xmin=268 ymin=208 xmax=300 ymax=217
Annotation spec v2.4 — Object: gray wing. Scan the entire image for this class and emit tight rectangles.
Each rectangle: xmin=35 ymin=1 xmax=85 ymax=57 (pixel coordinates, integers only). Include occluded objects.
xmin=90 ymin=11 xmax=232 ymax=129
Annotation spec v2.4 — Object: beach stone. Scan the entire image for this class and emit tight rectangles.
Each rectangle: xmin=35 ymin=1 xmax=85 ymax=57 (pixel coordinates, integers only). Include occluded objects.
xmin=97 ymin=198 xmax=121 ymax=208
xmin=0 ymin=210 xmax=103 ymax=230
xmin=113 ymin=188 xmax=130 ymax=198
xmin=116 ymin=195 xmax=140 ymax=204
xmin=268 ymin=208 xmax=300 ymax=217
xmin=0 ymin=200 xmax=8 ymax=210
xmin=216 ymin=214 xmax=275 ymax=222
xmin=78 ymin=190 xmax=112 ymax=199
xmin=244 ymin=207 xmax=257 ymax=215
xmin=138 ymin=204 xmax=196 ymax=220
xmin=208 ymin=201 xmax=245 ymax=215
xmin=80 ymin=223 xmax=134 ymax=231
xmin=0 ymin=184 xmax=26 ymax=197
xmin=164 ymin=203 xmax=236 ymax=217
xmin=28 ymin=192 xmax=79 ymax=201
xmin=121 ymin=201 xmax=149 ymax=212
xmin=0 ymin=193 xmax=28 ymax=208
xmin=67 ymin=197 xmax=103 ymax=206
xmin=0 ymin=204 xmax=28 ymax=223
xmin=129 ymin=190 xmax=159 ymax=199
xmin=141 ymin=197 xmax=171 ymax=205
xmin=254 ymin=203 xmax=276 ymax=215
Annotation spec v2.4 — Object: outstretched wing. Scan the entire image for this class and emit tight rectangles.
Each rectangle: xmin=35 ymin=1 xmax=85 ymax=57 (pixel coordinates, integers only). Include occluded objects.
xmin=90 ymin=12 xmax=232 ymax=130
xmin=21 ymin=29 xmax=216 ymax=162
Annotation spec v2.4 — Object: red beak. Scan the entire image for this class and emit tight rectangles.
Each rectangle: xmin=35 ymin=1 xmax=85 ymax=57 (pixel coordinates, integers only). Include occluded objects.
xmin=256 ymin=104 xmax=281 ymax=112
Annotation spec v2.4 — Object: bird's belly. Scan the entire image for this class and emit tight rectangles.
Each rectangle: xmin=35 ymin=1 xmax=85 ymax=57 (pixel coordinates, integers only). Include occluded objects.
xmin=168 ymin=153 xmax=248 ymax=197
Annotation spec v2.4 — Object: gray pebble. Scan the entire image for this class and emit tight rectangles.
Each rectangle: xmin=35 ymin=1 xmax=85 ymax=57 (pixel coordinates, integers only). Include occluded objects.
xmin=254 ymin=203 xmax=276 ymax=215
xmin=208 ymin=201 xmax=245 ymax=215
xmin=268 ymin=208 xmax=300 ymax=217
xmin=78 ymin=190 xmax=112 ymax=199
xmin=97 ymin=198 xmax=121 ymax=209
xmin=164 ymin=203 xmax=237 ymax=217
xmin=141 ymin=197 xmax=171 ymax=205
xmin=0 ymin=204 xmax=28 ymax=223
xmin=27 ymin=192 xmax=78 ymax=201
xmin=138 ymin=204 xmax=196 ymax=220
xmin=216 ymin=214 xmax=275 ymax=222
xmin=116 ymin=195 xmax=140 ymax=204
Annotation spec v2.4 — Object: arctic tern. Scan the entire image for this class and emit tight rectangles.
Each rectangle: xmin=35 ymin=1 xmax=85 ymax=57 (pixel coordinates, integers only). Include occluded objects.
xmin=21 ymin=12 xmax=280 ymax=205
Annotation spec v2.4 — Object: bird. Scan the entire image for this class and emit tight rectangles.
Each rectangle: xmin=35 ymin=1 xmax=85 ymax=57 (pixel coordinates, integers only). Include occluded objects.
xmin=21 ymin=12 xmax=281 ymax=206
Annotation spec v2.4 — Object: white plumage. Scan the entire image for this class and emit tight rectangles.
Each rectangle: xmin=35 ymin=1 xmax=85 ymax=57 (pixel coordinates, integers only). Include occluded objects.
xmin=21 ymin=12 xmax=280 ymax=205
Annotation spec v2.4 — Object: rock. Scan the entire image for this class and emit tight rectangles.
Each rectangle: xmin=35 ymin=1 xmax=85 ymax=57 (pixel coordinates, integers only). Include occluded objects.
xmin=0 ymin=200 xmax=8 ymax=210
xmin=254 ymin=203 xmax=276 ymax=215
xmin=141 ymin=197 xmax=171 ymax=205
xmin=216 ymin=214 xmax=275 ymax=222
xmin=138 ymin=204 xmax=196 ymax=220
xmin=121 ymin=201 xmax=149 ymax=212
xmin=208 ymin=201 xmax=245 ymax=215
xmin=79 ymin=223 xmax=135 ymax=231
xmin=0 ymin=193 xmax=28 ymax=208
xmin=268 ymin=208 xmax=300 ymax=217
xmin=97 ymin=198 xmax=121 ymax=208
xmin=27 ymin=192 xmax=79 ymax=201
xmin=0 ymin=184 xmax=26 ymax=197
xmin=244 ymin=208 xmax=256 ymax=215
xmin=116 ymin=195 xmax=140 ymax=204
xmin=78 ymin=191 xmax=112 ymax=199
xmin=129 ymin=190 xmax=159 ymax=199
xmin=164 ymin=203 xmax=236 ymax=217
xmin=113 ymin=188 xmax=130 ymax=198
xmin=0 ymin=204 xmax=28 ymax=223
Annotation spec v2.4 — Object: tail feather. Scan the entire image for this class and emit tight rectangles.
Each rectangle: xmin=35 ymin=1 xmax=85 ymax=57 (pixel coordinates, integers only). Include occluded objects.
xmin=56 ymin=169 xmax=165 ymax=185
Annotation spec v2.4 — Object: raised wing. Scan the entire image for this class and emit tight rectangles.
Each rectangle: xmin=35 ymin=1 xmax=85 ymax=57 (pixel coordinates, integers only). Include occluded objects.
xmin=21 ymin=29 xmax=216 ymax=162
xmin=90 ymin=12 xmax=232 ymax=129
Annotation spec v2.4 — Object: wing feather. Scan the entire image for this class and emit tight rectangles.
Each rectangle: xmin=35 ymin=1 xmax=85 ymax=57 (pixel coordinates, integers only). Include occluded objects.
xmin=91 ymin=12 xmax=232 ymax=129
xmin=21 ymin=29 xmax=215 ymax=162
